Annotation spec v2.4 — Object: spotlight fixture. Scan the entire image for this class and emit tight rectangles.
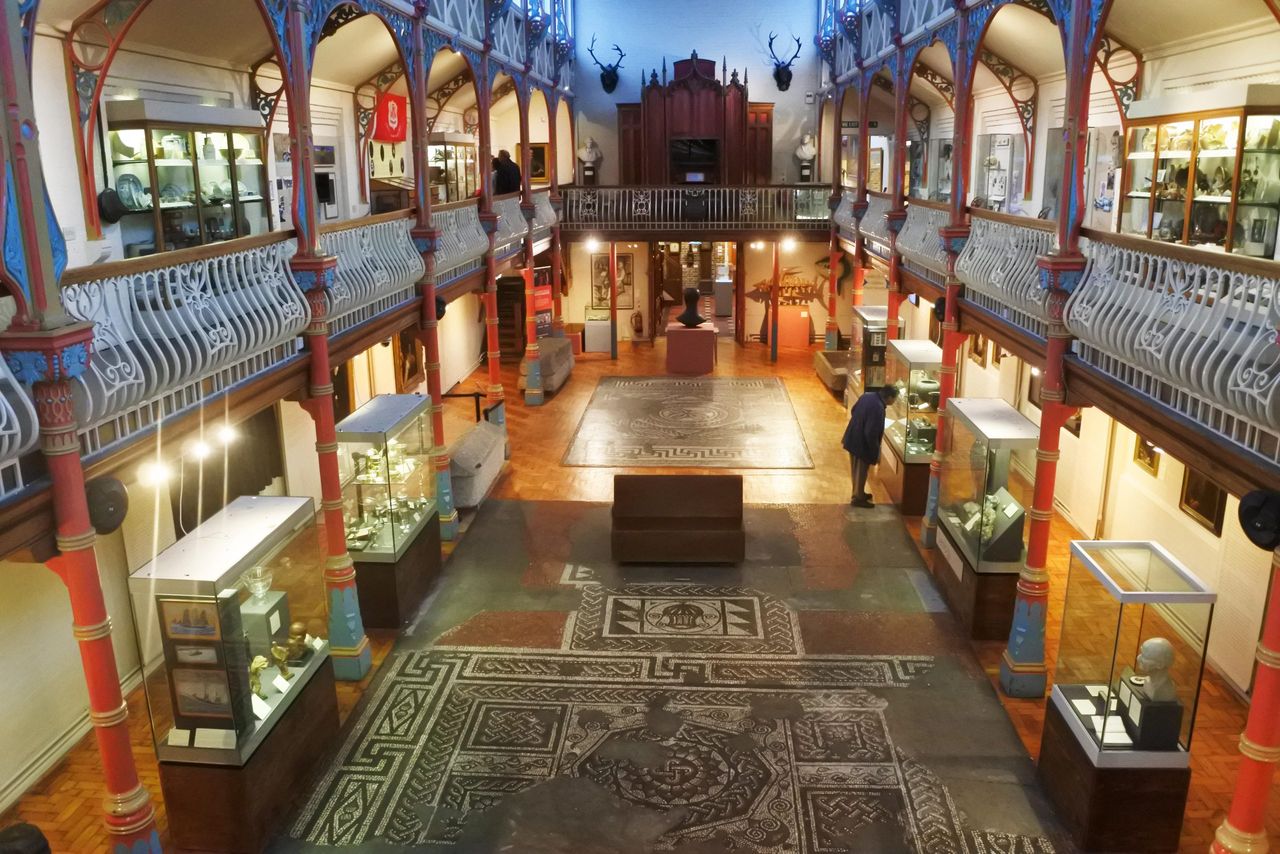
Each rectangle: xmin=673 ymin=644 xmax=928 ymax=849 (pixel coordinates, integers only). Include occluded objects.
xmin=1030 ymin=367 xmax=1042 ymax=377
xmin=585 ymin=237 xmax=600 ymax=252
xmin=138 ymin=461 xmax=171 ymax=486
xmin=190 ymin=440 xmax=212 ymax=460
xmin=749 ymin=241 xmax=766 ymax=250
xmin=780 ymin=236 xmax=797 ymax=252
xmin=217 ymin=424 xmax=238 ymax=445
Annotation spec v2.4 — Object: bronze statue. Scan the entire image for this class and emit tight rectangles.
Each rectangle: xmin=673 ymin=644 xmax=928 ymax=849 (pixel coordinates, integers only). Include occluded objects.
xmin=676 ymin=287 xmax=705 ymax=328
xmin=248 ymin=655 xmax=269 ymax=699
xmin=286 ymin=621 xmax=308 ymax=662
xmin=270 ymin=643 xmax=293 ymax=681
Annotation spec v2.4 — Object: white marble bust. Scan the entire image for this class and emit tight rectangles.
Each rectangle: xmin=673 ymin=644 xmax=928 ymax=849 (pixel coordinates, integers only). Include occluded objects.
xmin=795 ymin=132 xmax=817 ymax=162
xmin=1135 ymin=637 xmax=1177 ymax=702
xmin=577 ymin=137 xmax=602 ymax=165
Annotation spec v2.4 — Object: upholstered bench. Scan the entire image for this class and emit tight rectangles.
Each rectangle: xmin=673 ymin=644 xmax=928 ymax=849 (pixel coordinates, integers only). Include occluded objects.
xmin=814 ymin=350 xmax=848 ymax=394
xmin=449 ymin=421 xmax=505 ymax=509
xmin=518 ymin=336 xmax=574 ymax=394
xmin=611 ymin=474 xmax=744 ymax=564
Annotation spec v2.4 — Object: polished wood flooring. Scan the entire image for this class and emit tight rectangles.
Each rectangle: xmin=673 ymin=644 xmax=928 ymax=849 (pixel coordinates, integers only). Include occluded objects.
xmin=1 ymin=339 xmax=1271 ymax=852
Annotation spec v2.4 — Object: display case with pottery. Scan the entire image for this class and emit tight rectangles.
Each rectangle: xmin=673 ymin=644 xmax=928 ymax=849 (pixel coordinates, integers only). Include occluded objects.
xmin=127 ymin=495 xmax=337 ymax=851
xmin=1037 ymin=540 xmax=1215 ymax=852
xmin=932 ymin=398 xmax=1039 ymax=640
xmin=336 ymin=394 xmax=442 ymax=627
xmin=880 ymin=338 xmax=942 ymax=515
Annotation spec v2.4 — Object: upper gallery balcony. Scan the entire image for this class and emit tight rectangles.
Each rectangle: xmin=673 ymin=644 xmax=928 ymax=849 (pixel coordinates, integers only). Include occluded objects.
xmin=560 ymin=185 xmax=832 ymax=235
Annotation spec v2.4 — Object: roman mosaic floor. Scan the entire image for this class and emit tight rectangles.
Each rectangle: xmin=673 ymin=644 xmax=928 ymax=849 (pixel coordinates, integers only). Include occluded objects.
xmin=280 ymin=500 xmax=1067 ymax=853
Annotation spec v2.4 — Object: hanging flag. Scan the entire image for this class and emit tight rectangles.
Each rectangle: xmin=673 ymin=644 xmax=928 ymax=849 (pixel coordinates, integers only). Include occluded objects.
xmin=373 ymin=93 xmax=408 ymax=142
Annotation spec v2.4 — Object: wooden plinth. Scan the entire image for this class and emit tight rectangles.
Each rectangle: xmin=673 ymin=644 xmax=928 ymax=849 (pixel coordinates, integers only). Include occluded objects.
xmin=878 ymin=439 xmax=930 ymax=516
xmin=160 ymin=658 xmax=339 ymax=853
xmin=354 ymin=510 xmax=442 ymax=628
xmin=1038 ymin=693 xmax=1190 ymax=852
xmin=930 ymin=526 xmax=1020 ymax=640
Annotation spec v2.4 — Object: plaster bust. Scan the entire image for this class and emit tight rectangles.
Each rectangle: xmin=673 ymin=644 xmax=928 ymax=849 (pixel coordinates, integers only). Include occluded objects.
xmin=795 ymin=132 xmax=817 ymax=162
xmin=1135 ymin=637 xmax=1177 ymax=703
xmin=577 ymin=137 xmax=602 ymax=164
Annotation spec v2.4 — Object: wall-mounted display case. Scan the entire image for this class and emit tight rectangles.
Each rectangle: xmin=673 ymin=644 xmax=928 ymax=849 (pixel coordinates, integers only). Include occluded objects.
xmin=336 ymin=394 xmax=442 ymax=627
xmin=127 ymin=496 xmax=329 ymax=766
xmin=427 ymin=132 xmax=479 ymax=203
xmin=927 ymin=137 xmax=954 ymax=203
xmin=845 ymin=305 xmax=889 ymax=409
xmin=885 ymin=339 xmax=943 ymax=464
xmin=973 ymin=132 xmax=1026 ymax=213
xmin=1121 ymin=110 xmax=1280 ymax=257
xmin=1038 ymin=540 xmax=1216 ymax=852
xmin=105 ymin=101 xmax=270 ymax=258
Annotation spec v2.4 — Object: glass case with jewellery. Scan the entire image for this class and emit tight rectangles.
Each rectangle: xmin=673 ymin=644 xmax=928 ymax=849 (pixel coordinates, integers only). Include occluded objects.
xmin=335 ymin=394 xmax=436 ymax=563
xmin=427 ymin=132 xmax=479 ymax=204
xmin=105 ymin=101 xmax=270 ymax=258
xmin=885 ymin=339 xmax=943 ymax=464
xmin=845 ymin=305 xmax=889 ymax=409
xmin=127 ymin=496 xmax=329 ymax=766
xmin=938 ymin=398 xmax=1039 ymax=574
xmin=1121 ymin=109 xmax=1280 ymax=257
xmin=1053 ymin=540 xmax=1215 ymax=754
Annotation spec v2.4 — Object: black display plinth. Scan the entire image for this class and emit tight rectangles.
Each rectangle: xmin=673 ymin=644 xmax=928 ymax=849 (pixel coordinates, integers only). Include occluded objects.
xmin=931 ymin=524 xmax=1020 ymax=640
xmin=878 ymin=438 xmax=930 ymax=516
xmin=353 ymin=509 xmax=442 ymax=628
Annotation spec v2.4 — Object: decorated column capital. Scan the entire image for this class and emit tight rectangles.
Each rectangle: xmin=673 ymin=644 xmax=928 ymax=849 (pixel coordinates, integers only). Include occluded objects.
xmin=410 ymin=226 xmax=442 ymax=255
xmin=886 ymin=208 xmax=907 ymax=235
xmin=852 ymin=199 xmax=869 ymax=221
xmin=1035 ymin=250 xmax=1087 ymax=295
xmin=479 ymin=211 xmax=500 ymax=234
xmin=939 ymin=224 xmax=971 ymax=258
xmin=0 ymin=321 xmax=94 ymax=386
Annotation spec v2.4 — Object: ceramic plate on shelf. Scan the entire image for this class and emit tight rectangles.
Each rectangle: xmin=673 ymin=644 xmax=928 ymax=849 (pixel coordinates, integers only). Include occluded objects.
xmin=117 ymin=173 xmax=145 ymax=210
xmin=159 ymin=183 xmax=186 ymax=203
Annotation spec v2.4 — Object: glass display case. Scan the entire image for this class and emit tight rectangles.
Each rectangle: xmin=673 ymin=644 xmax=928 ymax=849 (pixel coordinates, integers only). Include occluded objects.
xmin=1053 ymin=540 xmax=1216 ymax=754
xmin=335 ymin=394 xmax=436 ymax=563
xmin=127 ymin=496 xmax=329 ymax=766
xmin=885 ymin=339 xmax=943 ymax=463
xmin=845 ymin=305 xmax=888 ymax=409
xmin=427 ymin=132 xmax=479 ymax=203
xmin=938 ymin=398 xmax=1039 ymax=573
xmin=1121 ymin=110 xmax=1280 ymax=257
xmin=926 ymin=138 xmax=953 ymax=202
xmin=105 ymin=106 xmax=270 ymax=257
xmin=972 ymin=133 xmax=1026 ymax=213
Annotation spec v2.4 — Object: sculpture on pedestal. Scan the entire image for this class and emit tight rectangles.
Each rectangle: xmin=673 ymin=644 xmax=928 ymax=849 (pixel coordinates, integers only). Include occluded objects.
xmin=676 ymin=287 xmax=705 ymax=328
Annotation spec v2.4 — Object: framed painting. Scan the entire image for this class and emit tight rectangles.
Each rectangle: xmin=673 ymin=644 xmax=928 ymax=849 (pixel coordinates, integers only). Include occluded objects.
xmin=393 ymin=325 xmax=424 ymax=393
xmin=1133 ymin=436 xmax=1161 ymax=476
xmin=1180 ymin=468 xmax=1227 ymax=537
xmin=525 ymin=142 xmax=550 ymax=184
xmin=173 ymin=644 xmax=221 ymax=666
xmin=171 ymin=668 xmax=234 ymax=720
xmin=968 ymin=333 xmax=988 ymax=368
xmin=159 ymin=597 xmax=222 ymax=642
xmin=590 ymin=253 xmax=634 ymax=310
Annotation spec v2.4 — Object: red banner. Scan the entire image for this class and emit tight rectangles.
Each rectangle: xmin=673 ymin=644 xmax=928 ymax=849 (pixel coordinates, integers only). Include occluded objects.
xmin=373 ymin=93 xmax=407 ymax=142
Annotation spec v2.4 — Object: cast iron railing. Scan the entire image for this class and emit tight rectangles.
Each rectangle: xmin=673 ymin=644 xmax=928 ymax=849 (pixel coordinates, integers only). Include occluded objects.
xmin=859 ymin=192 xmax=894 ymax=259
xmin=896 ymin=200 xmax=950 ymax=287
xmin=956 ymin=210 xmax=1056 ymax=339
xmin=560 ymin=186 xmax=831 ymax=231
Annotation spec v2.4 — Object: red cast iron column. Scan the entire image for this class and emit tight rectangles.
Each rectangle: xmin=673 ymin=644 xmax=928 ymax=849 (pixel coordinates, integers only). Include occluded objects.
xmin=477 ymin=56 xmax=505 ymax=412
xmin=517 ymin=86 xmax=543 ymax=404
xmin=825 ymin=86 xmax=844 ymax=351
xmin=885 ymin=45 xmax=910 ymax=342
xmin=548 ymin=93 xmax=565 ymax=337
xmin=609 ymin=240 xmax=618 ymax=360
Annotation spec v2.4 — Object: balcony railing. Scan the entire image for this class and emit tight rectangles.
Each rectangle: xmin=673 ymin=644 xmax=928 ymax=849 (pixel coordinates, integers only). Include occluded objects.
xmin=896 ymin=200 xmax=950 ymax=287
xmin=560 ymin=186 xmax=831 ymax=232
xmin=833 ymin=188 xmax=857 ymax=244
xmin=1065 ymin=230 xmax=1280 ymax=466
xmin=323 ymin=213 xmax=425 ymax=338
xmin=859 ymin=192 xmax=894 ymax=259
xmin=0 ymin=356 xmax=38 ymax=499
xmin=60 ymin=233 xmax=311 ymax=457
xmin=957 ymin=210 xmax=1056 ymax=339
xmin=432 ymin=198 xmax=489 ymax=287
xmin=532 ymin=189 xmax=556 ymax=245
xmin=493 ymin=193 xmax=530 ymax=258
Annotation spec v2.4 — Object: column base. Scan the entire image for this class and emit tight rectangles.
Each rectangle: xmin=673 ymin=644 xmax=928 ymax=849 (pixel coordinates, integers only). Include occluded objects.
xmin=524 ymin=388 xmax=545 ymax=405
xmin=999 ymin=651 xmax=1048 ymax=698
xmin=1213 ymin=819 xmax=1270 ymax=854
xmin=824 ymin=328 xmax=839 ymax=351
xmin=106 ymin=798 xmax=160 ymax=854
xmin=111 ymin=830 xmax=162 ymax=854
xmin=330 ymin=636 xmax=373 ymax=681
xmin=920 ymin=518 xmax=938 ymax=549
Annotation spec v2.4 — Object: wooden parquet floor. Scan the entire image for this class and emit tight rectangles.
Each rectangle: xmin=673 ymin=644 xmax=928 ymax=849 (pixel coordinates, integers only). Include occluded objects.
xmin=1 ymin=339 xmax=1272 ymax=852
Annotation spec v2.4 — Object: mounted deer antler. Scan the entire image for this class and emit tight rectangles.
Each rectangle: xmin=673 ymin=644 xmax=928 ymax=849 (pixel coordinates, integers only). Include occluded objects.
xmin=767 ymin=32 xmax=803 ymax=91
xmin=587 ymin=35 xmax=626 ymax=93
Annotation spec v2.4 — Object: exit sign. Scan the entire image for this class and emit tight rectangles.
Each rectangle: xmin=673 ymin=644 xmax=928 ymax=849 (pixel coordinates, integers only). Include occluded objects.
xmin=842 ymin=120 xmax=879 ymax=129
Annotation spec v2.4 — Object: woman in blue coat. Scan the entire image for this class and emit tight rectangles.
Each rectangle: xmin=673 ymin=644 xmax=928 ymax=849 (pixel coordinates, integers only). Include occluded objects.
xmin=842 ymin=385 xmax=899 ymax=507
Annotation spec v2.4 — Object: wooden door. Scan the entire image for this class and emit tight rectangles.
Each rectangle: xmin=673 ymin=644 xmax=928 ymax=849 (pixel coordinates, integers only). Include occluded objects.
xmin=617 ymin=104 xmax=642 ymax=185
xmin=746 ymin=103 xmax=774 ymax=185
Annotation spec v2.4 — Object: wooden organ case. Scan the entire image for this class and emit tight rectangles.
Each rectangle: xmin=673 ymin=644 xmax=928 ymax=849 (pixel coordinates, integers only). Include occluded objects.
xmin=617 ymin=52 xmax=772 ymax=185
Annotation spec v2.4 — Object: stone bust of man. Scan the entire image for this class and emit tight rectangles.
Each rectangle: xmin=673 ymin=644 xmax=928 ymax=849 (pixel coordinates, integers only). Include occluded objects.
xmin=577 ymin=137 xmax=602 ymax=165
xmin=1135 ymin=636 xmax=1177 ymax=702
xmin=795 ymin=132 xmax=817 ymax=162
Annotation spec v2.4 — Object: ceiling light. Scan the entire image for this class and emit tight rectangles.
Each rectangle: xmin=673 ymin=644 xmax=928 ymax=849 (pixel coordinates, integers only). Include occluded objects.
xmin=190 ymin=440 xmax=212 ymax=460
xmin=217 ymin=424 xmax=238 ymax=445
xmin=780 ymin=237 xmax=797 ymax=252
xmin=585 ymin=237 xmax=600 ymax=252
xmin=139 ymin=461 xmax=171 ymax=486
xmin=1030 ymin=367 xmax=1042 ymax=377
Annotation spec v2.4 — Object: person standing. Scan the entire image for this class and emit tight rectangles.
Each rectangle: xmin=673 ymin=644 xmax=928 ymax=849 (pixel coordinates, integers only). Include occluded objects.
xmin=842 ymin=385 xmax=899 ymax=508
xmin=494 ymin=149 xmax=522 ymax=195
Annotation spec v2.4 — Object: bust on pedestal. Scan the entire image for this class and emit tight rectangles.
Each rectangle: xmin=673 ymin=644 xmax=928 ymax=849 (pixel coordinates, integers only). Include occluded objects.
xmin=578 ymin=137 xmax=602 ymax=186
xmin=796 ymin=132 xmax=817 ymax=183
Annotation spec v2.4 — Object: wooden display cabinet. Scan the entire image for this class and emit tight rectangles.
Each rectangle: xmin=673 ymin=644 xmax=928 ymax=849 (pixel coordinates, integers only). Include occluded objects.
xmin=1120 ymin=107 xmax=1280 ymax=258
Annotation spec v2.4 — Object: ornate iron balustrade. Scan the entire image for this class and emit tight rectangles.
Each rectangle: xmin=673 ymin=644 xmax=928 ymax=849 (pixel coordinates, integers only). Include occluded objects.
xmin=531 ymin=189 xmax=557 ymax=245
xmin=493 ymin=194 xmax=531 ymax=258
xmin=60 ymin=235 xmax=311 ymax=457
xmin=432 ymin=198 xmax=489 ymax=287
xmin=957 ymin=210 xmax=1056 ymax=338
xmin=323 ymin=214 xmax=426 ymax=338
xmin=833 ymin=188 xmax=858 ymax=244
xmin=896 ymin=201 xmax=950 ymax=287
xmin=560 ymin=186 xmax=831 ymax=232
xmin=1065 ymin=231 xmax=1280 ymax=466
xmin=859 ymin=193 xmax=894 ymax=259
xmin=0 ymin=356 xmax=38 ymax=500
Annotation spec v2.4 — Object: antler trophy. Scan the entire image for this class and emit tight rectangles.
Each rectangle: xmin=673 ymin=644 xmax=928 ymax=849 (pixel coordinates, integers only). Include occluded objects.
xmin=588 ymin=35 xmax=626 ymax=94
xmin=767 ymin=32 xmax=802 ymax=92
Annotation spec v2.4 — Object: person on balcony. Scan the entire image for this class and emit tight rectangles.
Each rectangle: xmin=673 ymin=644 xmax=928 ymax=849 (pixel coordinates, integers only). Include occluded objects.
xmin=843 ymin=385 xmax=898 ymax=508
xmin=494 ymin=149 xmax=522 ymax=195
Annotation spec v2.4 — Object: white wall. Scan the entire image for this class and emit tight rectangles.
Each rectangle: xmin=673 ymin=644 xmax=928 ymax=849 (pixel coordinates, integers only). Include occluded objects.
xmin=571 ymin=0 xmax=823 ymax=184
xmin=565 ymin=241 xmax=652 ymax=338
xmin=439 ymin=292 xmax=486 ymax=392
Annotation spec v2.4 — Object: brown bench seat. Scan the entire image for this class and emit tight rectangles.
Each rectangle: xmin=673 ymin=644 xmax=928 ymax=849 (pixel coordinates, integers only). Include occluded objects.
xmin=611 ymin=474 xmax=745 ymax=564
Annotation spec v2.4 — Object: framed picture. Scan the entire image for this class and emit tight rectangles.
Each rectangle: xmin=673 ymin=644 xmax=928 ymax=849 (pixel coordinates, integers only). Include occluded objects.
xmin=1027 ymin=367 xmax=1043 ymax=410
xmin=992 ymin=347 xmax=1004 ymax=367
xmin=1180 ymin=468 xmax=1227 ymax=537
xmin=868 ymin=150 xmax=884 ymax=192
xmin=173 ymin=644 xmax=221 ymax=666
xmin=590 ymin=253 xmax=634 ymax=310
xmin=1064 ymin=410 xmax=1082 ymax=438
xmin=159 ymin=598 xmax=222 ymax=642
xmin=171 ymin=668 xmax=234 ymax=720
xmin=392 ymin=325 xmax=424 ymax=393
xmin=968 ymin=333 xmax=988 ymax=368
xmin=524 ymin=142 xmax=550 ymax=184
xmin=1133 ymin=436 xmax=1161 ymax=475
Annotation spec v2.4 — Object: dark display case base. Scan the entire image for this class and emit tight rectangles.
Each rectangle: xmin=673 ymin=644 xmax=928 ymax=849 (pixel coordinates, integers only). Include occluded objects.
xmin=353 ymin=510 xmax=442 ymax=628
xmin=931 ymin=526 xmax=1020 ymax=640
xmin=160 ymin=658 xmax=338 ymax=853
xmin=878 ymin=439 xmax=930 ymax=516
xmin=1038 ymin=691 xmax=1190 ymax=852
